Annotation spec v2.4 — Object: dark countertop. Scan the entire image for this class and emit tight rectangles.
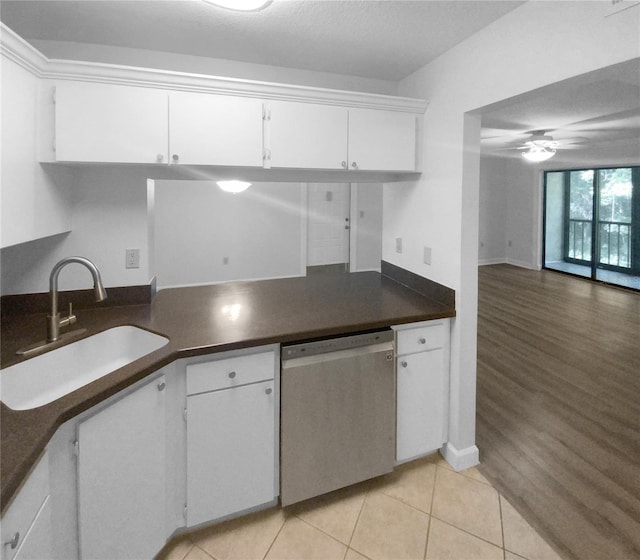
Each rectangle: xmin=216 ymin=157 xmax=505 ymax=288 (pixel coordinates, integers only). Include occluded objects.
xmin=1 ymin=271 xmax=455 ymax=512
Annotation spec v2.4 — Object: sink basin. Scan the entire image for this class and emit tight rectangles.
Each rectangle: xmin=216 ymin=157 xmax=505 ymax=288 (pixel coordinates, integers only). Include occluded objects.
xmin=0 ymin=326 xmax=169 ymax=411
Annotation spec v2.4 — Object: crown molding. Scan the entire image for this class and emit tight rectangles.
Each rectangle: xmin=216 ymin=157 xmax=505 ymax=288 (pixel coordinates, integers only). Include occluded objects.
xmin=1 ymin=23 xmax=428 ymax=114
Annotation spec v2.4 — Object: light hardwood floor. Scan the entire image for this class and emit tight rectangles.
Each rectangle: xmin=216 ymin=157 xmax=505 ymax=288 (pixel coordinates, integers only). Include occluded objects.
xmin=476 ymin=264 xmax=640 ymax=560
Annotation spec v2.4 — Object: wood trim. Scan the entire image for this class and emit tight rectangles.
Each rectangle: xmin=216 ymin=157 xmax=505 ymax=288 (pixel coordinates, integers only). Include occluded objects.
xmin=0 ymin=23 xmax=428 ymax=114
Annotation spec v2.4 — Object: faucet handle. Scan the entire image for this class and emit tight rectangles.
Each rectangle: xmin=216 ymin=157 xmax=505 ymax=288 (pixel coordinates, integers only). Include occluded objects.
xmin=67 ymin=302 xmax=77 ymax=325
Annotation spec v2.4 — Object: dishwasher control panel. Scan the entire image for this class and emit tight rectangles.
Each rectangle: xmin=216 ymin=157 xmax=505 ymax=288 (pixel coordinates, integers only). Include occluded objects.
xmin=282 ymin=329 xmax=393 ymax=360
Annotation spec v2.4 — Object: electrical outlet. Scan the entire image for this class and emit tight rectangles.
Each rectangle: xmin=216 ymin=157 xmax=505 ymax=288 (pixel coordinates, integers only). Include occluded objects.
xmin=125 ymin=249 xmax=140 ymax=269
xmin=423 ymin=246 xmax=432 ymax=265
xmin=395 ymin=237 xmax=403 ymax=253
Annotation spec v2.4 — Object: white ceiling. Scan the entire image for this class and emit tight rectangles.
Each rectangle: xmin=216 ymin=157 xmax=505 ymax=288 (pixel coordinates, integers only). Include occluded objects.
xmin=479 ymin=58 xmax=640 ymax=159
xmin=0 ymin=0 xmax=524 ymax=82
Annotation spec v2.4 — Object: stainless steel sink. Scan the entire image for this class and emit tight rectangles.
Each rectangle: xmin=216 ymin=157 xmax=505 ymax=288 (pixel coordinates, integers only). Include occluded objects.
xmin=0 ymin=326 xmax=169 ymax=410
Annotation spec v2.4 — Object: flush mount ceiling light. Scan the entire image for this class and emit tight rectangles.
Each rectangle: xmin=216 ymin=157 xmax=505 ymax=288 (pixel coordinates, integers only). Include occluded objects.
xmin=217 ymin=180 xmax=251 ymax=194
xmin=520 ymin=132 xmax=559 ymax=163
xmin=202 ymin=0 xmax=273 ymax=11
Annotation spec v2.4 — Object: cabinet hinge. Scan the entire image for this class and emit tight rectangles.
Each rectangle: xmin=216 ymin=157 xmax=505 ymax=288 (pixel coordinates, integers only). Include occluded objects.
xmin=183 ymin=407 xmax=187 ymax=422
xmin=72 ymin=440 xmax=79 ymax=457
xmin=263 ymin=149 xmax=271 ymax=162
xmin=52 ymin=88 xmax=56 ymax=104
xmin=183 ymin=504 xmax=188 ymax=522
xmin=262 ymin=106 xmax=271 ymax=121
xmin=52 ymin=137 xmax=56 ymax=152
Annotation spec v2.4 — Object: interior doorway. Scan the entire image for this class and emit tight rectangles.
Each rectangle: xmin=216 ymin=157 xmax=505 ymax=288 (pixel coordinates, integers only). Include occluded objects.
xmin=306 ymin=183 xmax=351 ymax=275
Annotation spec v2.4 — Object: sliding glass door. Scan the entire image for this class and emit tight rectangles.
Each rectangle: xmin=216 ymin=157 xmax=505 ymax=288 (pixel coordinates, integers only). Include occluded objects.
xmin=544 ymin=166 xmax=640 ymax=290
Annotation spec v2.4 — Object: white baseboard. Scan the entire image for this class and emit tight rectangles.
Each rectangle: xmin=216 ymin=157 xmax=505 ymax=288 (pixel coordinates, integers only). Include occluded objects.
xmin=506 ymin=258 xmax=536 ymax=270
xmin=440 ymin=442 xmax=480 ymax=472
xmin=478 ymin=258 xmax=506 ymax=266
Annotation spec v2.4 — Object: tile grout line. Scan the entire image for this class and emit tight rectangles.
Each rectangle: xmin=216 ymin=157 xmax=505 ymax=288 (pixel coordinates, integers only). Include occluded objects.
xmin=260 ymin=509 xmax=290 ymax=560
xmin=499 ymin=493 xmax=507 ymax=560
xmin=423 ymin=461 xmax=442 ymax=560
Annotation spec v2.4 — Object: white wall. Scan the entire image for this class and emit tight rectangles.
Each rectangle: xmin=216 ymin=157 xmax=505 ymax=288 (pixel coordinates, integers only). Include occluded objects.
xmin=153 ymin=181 xmax=305 ymax=288
xmin=478 ymin=155 xmax=507 ymax=265
xmin=386 ymin=1 xmax=639 ymax=469
xmin=353 ymin=183 xmax=383 ymax=272
xmin=30 ymin=40 xmax=398 ymax=96
xmin=1 ymin=167 xmax=152 ymax=294
xmin=0 ymin=55 xmax=72 ymax=248
xmin=478 ymin=154 xmax=540 ymax=269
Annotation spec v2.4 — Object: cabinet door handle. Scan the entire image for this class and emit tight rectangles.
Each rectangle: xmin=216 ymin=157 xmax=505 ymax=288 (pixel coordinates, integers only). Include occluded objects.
xmin=351 ymin=161 xmax=358 ymax=169
xmin=400 ymin=361 xmax=408 ymax=368
xmin=341 ymin=161 xmax=347 ymax=168
xmin=418 ymin=337 xmax=426 ymax=345
xmin=156 ymin=153 xmax=164 ymax=162
xmin=4 ymin=532 xmax=19 ymax=550
xmin=172 ymin=154 xmax=179 ymax=162
xmin=228 ymin=371 xmax=236 ymax=379
xmin=265 ymin=387 xmax=273 ymax=395
xmin=157 ymin=381 xmax=166 ymax=391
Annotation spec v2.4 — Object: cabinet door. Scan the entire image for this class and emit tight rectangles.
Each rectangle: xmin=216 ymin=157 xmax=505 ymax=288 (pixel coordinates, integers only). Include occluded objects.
xmin=268 ymin=101 xmax=347 ymax=169
xmin=396 ymin=349 xmax=446 ymax=462
xmin=77 ymin=376 xmax=166 ymax=560
xmin=187 ymin=380 xmax=276 ymax=527
xmin=169 ymin=92 xmax=264 ymax=166
xmin=348 ymin=108 xmax=416 ymax=171
xmin=1 ymin=452 xmax=51 ymax=560
xmin=55 ymin=82 xmax=168 ymax=163
xmin=13 ymin=498 xmax=52 ymax=560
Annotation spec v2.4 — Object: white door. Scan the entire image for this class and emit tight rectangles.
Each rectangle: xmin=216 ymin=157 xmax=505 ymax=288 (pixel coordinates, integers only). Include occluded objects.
xmin=268 ymin=101 xmax=348 ymax=169
xmin=77 ymin=376 xmax=167 ymax=560
xmin=55 ymin=82 xmax=168 ymax=163
xmin=169 ymin=91 xmax=264 ymax=166
xmin=186 ymin=380 xmax=276 ymax=527
xmin=396 ymin=350 xmax=446 ymax=462
xmin=307 ymin=183 xmax=350 ymax=267
xmin=348 ymin=108 xmax=416 ymax=172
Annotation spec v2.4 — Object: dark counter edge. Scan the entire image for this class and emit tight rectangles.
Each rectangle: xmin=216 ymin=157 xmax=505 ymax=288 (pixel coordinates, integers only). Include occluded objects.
xmin=1 ymin=268 xmax=455 ymax=513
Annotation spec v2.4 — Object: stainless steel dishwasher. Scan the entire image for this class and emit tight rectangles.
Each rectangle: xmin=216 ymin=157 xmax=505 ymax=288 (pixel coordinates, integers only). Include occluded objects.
xmin=280 ymin=330 xmax=395 ymax=506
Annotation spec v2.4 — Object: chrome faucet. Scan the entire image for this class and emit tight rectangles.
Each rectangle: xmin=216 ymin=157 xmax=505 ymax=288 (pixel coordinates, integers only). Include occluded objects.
xmin=47 ymin=256 xmax=107 ymax=342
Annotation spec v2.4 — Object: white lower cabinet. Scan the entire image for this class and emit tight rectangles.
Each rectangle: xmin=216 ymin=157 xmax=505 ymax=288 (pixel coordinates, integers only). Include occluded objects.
xmin=394 ymin=320 xmax=450 ymax=463
xmin=76 ymin=375 xmax=167 ymax=560
xmin=1 ymin=452 xmax=52 ymax=560
xmin=185 ymin=350 xmax=278 ymax=527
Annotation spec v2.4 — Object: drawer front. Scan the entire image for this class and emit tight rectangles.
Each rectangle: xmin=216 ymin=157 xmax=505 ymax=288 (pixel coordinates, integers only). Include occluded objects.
xmin=396 ymin=322 xmax=446 ymax=355
xmin=187 ymin=351 xmax=275 ymax=395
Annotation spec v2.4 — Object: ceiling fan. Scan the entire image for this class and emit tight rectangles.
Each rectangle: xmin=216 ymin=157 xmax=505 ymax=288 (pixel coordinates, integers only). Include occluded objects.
xmin=487 ymin=130 xmax=588 ymax=162
xmin=517 ymin=131 xmax=560 ymax=162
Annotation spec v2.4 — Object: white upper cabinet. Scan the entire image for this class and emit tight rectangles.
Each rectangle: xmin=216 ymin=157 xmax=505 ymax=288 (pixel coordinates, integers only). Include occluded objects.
xmin=55 ymin=82 xmax=169 ymax=164
xmin=267 ymin=101 xmax=348 ymax=169
xmin=169 ymin=92 xmax=264 ymax=166
xmin=348 ymin=108 xmax=417 ymax=172
xmin=266 ymin=101 xmax=417 ymax=172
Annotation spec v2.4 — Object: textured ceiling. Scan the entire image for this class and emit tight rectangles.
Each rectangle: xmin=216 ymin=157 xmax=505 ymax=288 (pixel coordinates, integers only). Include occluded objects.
xmin=480 ymin=59 xmax=640 ymax=157
xmin=0 ymin=0 xmax=524 ymax=81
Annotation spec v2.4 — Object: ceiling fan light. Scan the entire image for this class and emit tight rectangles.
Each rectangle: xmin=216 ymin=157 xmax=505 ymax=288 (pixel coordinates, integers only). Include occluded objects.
xmin=217 ymin=180 xmax=252 ymax=194
xmin=522 ymin=146 xmax=556 ymax=163
xmin=202 ymin=0 xmax=272 ymax=11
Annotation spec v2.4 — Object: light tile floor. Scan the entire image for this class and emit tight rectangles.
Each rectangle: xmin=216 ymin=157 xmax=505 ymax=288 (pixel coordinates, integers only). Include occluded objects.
xmin=157 ymin=454 xmax=563 ymax=560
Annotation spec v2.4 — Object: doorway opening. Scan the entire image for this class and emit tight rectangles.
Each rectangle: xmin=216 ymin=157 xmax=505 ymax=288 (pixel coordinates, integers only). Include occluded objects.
xmin=306 ymin=183 xmax=351 ymax=275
